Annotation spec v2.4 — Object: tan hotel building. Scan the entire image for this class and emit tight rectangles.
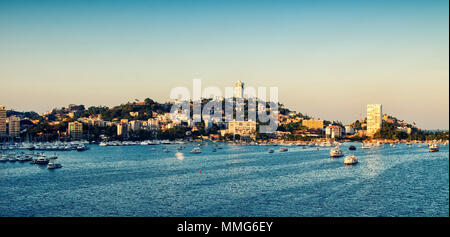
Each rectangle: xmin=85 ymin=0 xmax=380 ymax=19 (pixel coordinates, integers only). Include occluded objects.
xmin=68 ymin=121 xmax=83 ymax=140
xmin=0 ymin=105 xmax=6 ymax=136
xmin=367 ymin=104 xmax=382 ymax=136
xmin=8 ymin=116 xmax=21 ymax=137
xmin=222 ymin=120 xmax=257 ymax=139
xmin=302 ymin=118 xmax=324 ymax=130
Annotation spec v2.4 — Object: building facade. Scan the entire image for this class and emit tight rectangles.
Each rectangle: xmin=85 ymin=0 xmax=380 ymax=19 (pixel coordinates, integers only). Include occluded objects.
xmin=68 ymin=121 xmax=83 ymax=140
xmin=302 ymin=118 xmax=324 ymax=130
xmin=8 ymin=116 xmax=21 ymax=137
xmin=117 ymin=123 xmax=128 ymax=137
xmin=367 ymin=104 xmax=382 ymax=136
xmin=0 ymin=105 xmax=6 ymax=136
xmin=129 ymin=120 xmax=141 ymax=131
xmin=227 ymin=119 xmax=257 ymax=140
xmin=147 ymin=118 xmax=160 ymax=130
xmin=325 ymin=125 xmax=343 ymax=138
xmin=344 ymin=125 xmax=355 ymax=135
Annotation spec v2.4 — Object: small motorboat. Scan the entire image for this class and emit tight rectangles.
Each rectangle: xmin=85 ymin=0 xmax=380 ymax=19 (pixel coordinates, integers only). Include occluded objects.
xmin=190 ymin=147 xmax=202 ymax=154
xmin=23 ymin=155 xmax=33 ymax=161
xmin=429 ymin=144 xmax=439 ymax=152
xmin=0 ymin=155 xmax=8 ymax=162
xmin=47 ymin=157 xmax=62 ymax=169
xmin=330 ymin=147 xmax=344 ymax=158
xmin=163 ymin=148 xmax=170 ymax=153
xmin=280 ymin=147 xmax=288 ymax=152
xmin=8 ymin=156 xmax=17 ymax=162
xmin=212 ymin=148 xmax=217 ymax=152
xmin=76 ymin=145 xmax=89 ymax=151
xmin=48 ymin=163 xmax=62 ymax=169
xmin=31 ymin=157 xmax=49 ymax=164
xmin=349 ymin=145 xmax=356 ymax=151
xmin=17 ymin=156 xmax=28 ymax=162
xmin=268 ymin=148 xmax=274 ymax=153
xmin=361 ymin=143 xmax=371 ymax=149
xmin=344 ymin=155 xmax=358 ymax=165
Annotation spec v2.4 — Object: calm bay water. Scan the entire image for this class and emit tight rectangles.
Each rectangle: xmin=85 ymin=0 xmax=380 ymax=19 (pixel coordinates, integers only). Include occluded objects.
xmin=0 ymin=143 xmax=448 ymax=217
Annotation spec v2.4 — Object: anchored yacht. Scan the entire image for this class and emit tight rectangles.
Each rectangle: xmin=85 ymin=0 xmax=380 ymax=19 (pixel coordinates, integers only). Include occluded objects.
xmin=344 ymin=155 xmax=358 ymax=165
xmin=429 ymin=144 xmax=439 ymax=152
xmin=330 ymin=147 xmax=344 ymax=158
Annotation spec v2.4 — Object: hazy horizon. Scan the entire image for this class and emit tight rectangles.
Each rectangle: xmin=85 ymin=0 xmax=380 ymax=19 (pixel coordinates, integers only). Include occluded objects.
xmin=1 ymin=0 xmax=448 ymax=130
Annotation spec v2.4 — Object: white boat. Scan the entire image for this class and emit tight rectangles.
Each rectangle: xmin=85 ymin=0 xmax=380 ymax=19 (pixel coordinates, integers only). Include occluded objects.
xmin=48 ymin=163 xmax=62 ymax=169
xmin=344 ymin=155 xmax=358 ymax=165
xmin=190 ymin=147 xmax=202 ymax=154
xmin=429 ymin=144 xmax=439 ymax=152
xmin=17 ymin=155 xmax=28 ymax=162
xmin=148 ymin=141 xmax=160 ymax=145
xmin=32 ymin=157 xmax=49 ymax=164
xmin=99 ymin=142 xmax=108 ymax=147
xmin=23 ymin=155 xmax=33 ymax=161
xmin=268 ymin=148 xmax=274 ymax=153
xmin=8 ymin=154 xmax=16 ymax=162
xmin=163 ymin=148 xmax=170 ymax=153
xmin=76 ymin=145 xmax=89 ymax=151
xmin=280 ymin=147 xmax=288 ymax=152
xmin=361 ymin=143 xmax=371 ymax=149
xmin=330 ymin=147 xmax=344 ymax=158
xmin=47 ymin=157 xmax=62 ymax=169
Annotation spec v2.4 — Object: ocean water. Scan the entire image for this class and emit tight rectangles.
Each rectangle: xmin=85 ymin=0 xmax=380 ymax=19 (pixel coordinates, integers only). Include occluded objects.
xmin=0 ymin=143 xmax=448 ymax=217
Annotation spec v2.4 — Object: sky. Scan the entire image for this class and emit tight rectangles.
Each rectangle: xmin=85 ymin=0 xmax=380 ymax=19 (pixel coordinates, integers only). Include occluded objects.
xmin=0 ymin=0 xmax=448 ymax=129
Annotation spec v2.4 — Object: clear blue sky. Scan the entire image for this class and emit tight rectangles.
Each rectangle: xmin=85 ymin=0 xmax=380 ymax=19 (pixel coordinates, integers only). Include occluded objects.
xmin=0 ymin=0 xmax=448 ymax=129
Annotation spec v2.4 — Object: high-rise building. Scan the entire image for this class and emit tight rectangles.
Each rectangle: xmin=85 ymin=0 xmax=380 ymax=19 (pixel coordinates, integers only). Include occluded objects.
xmin=8 ymin=116 xmax=20 ymax=137
xmin=129 ymin=120 xmax=141 ymax=131
xmin=117 ymin=123 xmax=128 ymax=136
xmin=234 ymin=81 xmax=244 ymax=98
xmin=367 ymin=104 xmax=382 ymax=136
xmin=0 ymin=105 xmax=6 ymax=136
xmin=68 ymin=121 xmax=83 ymax=140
